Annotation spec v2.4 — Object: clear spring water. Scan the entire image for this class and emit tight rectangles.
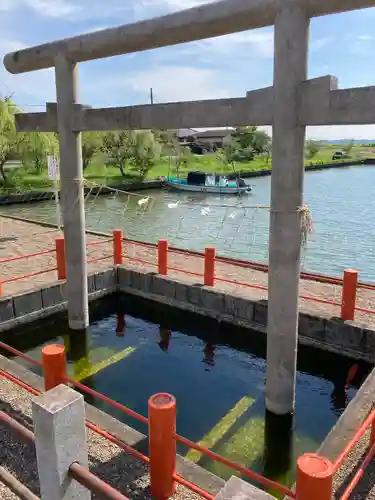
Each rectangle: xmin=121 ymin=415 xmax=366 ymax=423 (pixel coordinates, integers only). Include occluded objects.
xmin=1 ymin=294 xmax=371 ymax=495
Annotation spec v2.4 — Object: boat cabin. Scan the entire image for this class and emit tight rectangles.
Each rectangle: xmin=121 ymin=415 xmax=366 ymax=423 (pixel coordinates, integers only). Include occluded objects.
xmin=187 ymin=171 xmax=229 ymax=187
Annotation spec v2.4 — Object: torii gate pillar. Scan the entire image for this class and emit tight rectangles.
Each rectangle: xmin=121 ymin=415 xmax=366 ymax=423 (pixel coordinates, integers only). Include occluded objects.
xmin=55 ymin=54 xmax=89 ymax=330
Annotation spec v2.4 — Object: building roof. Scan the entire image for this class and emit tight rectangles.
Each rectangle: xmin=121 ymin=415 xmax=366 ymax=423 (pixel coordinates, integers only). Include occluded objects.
xmin=196 ymin=129 xmax=233 ymax=138
xmin=176 ymin=128 xmax=199 ymax=138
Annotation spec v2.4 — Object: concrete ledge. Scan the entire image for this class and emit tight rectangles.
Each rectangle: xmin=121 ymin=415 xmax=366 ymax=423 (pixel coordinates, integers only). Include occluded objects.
xmin=318 ymin=365 xmax=375 ymax=463
xmin=216 ymin=476 xmax=274 ymax=500
xmin=0 ymin=354 xmax=225 ymax=495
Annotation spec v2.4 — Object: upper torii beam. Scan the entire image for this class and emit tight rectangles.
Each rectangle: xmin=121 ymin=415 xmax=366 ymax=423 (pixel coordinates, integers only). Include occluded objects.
xmin=3 ymin=0 xmax=375 ymax=73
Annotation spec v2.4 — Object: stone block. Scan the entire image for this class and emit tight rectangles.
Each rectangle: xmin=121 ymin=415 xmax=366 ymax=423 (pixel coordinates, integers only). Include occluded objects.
xmin=253 ymin=301 xmax=267 ymax=325
xmin=201 ymin=287 xmax=225 ymax=313
xmin=223 ymin=294 xmax=254 ymax=322
xmin=94 ymin=269 xmax=116 ymax=291
xmin=174 ymin=279 xmax=190 ymax=304
xmin=87 ymin=272 xmax=96 ymax=294
xmin=298 ymin=313 xmax=325 ymax=341
xmin=118 ymin=266 xmax=132 ymax=288
xmin=32 ymin=385 xmax=90 ymax=500
xmin=215 ymin=476 xmax=274 ymax=500
xmin=363 ymin=328 xmax=375 ymax=361
xmin=0 ymin=298 xmax=14 ymax=322
xmin=325 ymin=318 xmax=365 ymax=350
xmin=188 ymin=285 xmax=202 ymax=306
xmin=41 ymin=284 xmax=65 ymax=309
xmin=150 ymin=275 xmax=176 ymax=299
xmin=13 ymin=290 xmax=43 ymax=317
xmin=138 ymin=272 xmax=152 ymax=293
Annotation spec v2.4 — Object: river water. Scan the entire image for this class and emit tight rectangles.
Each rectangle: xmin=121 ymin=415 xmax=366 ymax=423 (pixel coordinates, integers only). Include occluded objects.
xmin=1 ymin=165 xmax=375 ymax=281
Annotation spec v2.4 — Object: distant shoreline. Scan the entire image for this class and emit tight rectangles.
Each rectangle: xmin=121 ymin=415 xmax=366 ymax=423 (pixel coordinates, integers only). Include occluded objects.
xmin=0 ymin=159 xmax=373 ymax=206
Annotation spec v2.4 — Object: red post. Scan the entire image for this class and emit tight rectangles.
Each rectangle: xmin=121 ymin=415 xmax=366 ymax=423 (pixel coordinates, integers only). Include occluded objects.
xmin=158 ymin=239 xmax=168 ymax=275
xmin=55 ymin=237 xmax=66 ymax=280
xmin=0 ymin=281 xmax=3 ymax=297
xmin=42 ymin=344 xmax=67 ymax=391
xmin=341 ymin=268 xmax=358 ymax=321
xmin=296 ymin=454 xmax=333 ymax=500
xmin=204 ymin=247 xmax=216 ymax=286
xmin=113 ymin=229 xmax=123 ymax=265
xmin=148 ymin=393 xmax=176 ymax=500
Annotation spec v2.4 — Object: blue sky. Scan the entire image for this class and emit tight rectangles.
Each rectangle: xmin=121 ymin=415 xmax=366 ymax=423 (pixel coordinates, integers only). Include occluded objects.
xmin=1 ymin=0 xmax=375 ymax=140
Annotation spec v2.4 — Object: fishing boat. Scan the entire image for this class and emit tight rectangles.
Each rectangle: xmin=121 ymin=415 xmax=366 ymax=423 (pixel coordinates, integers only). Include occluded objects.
xmin=162 ymin=171 xmax=251 ymax=195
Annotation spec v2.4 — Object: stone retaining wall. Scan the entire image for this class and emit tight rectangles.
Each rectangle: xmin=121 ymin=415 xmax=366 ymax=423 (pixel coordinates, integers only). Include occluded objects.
xmin=1 ymin=264 xmax=374 ymax=362
xmin=117 ymin=267 xmax=375 ymax=363
xmin=0 ymin=269 xmax=116 ymax=332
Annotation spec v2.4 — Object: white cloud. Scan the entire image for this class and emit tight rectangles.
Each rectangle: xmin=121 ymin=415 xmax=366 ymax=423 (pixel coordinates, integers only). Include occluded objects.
xmin=200 ymin=29 xmax=274 ymax=58
xmin=125 ymin=66 xmax=230 ymax=102
xmin=23 ymin=0 xmax=81 ymax=17
xmin=310 ymin=37 xmax=334 ymax=52
xmin=357 ymin=34 xmax=373 ymax=41
xmin=0 ymin=0 xmax=16 ymax=10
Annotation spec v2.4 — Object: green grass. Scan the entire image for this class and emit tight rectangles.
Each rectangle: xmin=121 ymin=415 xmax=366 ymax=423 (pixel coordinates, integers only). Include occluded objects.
xmin=1 ymin=144 xmax=374 ymax=193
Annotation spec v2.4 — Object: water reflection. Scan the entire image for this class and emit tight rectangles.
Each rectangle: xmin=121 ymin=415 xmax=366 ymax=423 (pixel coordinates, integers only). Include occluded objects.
xmin=158 ymin=327 xmax=172 ymax=352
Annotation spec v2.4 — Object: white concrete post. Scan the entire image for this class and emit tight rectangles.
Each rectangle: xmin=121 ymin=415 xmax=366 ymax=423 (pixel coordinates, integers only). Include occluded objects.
xmin=54 ymin=54 xmax=89 ymax=330
xmin=32 ymin=384 xmax=90 ymax=500
xmin=266 ymin=3 xmax=309 ymax=415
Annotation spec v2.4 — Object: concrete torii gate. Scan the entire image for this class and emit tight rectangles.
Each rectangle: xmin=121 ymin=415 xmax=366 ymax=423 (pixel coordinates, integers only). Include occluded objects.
xmin=4 ymin=0 xmax=375 ymax=417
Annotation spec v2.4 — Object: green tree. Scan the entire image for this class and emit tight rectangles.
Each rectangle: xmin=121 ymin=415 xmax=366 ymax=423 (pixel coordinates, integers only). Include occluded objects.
xmin=0 ymin=98 xmax=28 ymax=184
xmin=101 ymin=131 xmax=136 ymax=176
xmin=131 ymin=131 xmax=161 ymax=180
xmin=82 ymin=132 xmax=102 ymax=170
xmin=305 ymin=139 xmax=322 ymax=160
xmin=231 ymin=126 xmax=271 ymax=154
xmin=23 ymin=132 xmax=58 ymax=174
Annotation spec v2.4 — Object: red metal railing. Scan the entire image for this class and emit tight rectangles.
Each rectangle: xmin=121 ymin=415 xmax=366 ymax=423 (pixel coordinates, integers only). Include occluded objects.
xmin=122 ymin=237 xmax=373 ymax=321
xmin=0 ymin=341 xmax=295 ymax=499
xmin=2 ymin=339 xmax=375 ymax=499
xmin=1 ymin=229 xmax=374 ymax=320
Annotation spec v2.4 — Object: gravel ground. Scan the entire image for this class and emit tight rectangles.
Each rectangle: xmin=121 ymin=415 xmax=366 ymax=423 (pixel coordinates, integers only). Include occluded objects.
xmin=333 ymin=428 xmax=375 ymax=499
xmin=2 ymin=375 xmax=375 ymax=499
xmin=0 ymin=377 xmax=202 ymax=500
xmin=1 ymin=216 xmax=374 ymax=328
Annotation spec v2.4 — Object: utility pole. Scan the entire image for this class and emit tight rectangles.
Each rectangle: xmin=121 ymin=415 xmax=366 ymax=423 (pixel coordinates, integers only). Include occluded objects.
xmin=150 ymin=87 xmax=154 ymax=105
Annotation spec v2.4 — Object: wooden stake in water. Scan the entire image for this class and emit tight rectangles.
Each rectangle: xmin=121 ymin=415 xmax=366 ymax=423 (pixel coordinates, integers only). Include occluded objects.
xmin=47 ymin=155 xmax=61 ymax=229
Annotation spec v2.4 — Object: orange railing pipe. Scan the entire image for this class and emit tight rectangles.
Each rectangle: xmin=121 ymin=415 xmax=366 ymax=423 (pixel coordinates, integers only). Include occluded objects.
xmin=55 ymin=237 xmax=66 ymax=280
xmin=341 ymin=268 xmax=358 ymax=321
xmin=42 ymin=344 xmax=67 ymax=391
xmin=296 ymin=453 xmax=333 ymax=500
xmin=204 ymin=247 xmax=216 ymax=286
xmin=113 ymin=230 xmax=123 ymax=265
xmin=158 ymin=239 xmax=168 ymax=275
xmin=148 ymin=393 xmax=177 ymax=500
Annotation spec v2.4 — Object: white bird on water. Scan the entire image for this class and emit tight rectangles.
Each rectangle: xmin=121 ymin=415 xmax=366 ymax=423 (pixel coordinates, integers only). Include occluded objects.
xmin=167 ymin=201 xmax=180 ymax=209
xmin=201 ymin=207 xmax=211 ymax=216
xmin=138 ymin=197 xmax=150 ymax=207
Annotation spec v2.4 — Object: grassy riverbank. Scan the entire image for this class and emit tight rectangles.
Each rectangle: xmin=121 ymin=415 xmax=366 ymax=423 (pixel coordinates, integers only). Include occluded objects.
xmin=2 ymin=144 xmax=375 ymax=192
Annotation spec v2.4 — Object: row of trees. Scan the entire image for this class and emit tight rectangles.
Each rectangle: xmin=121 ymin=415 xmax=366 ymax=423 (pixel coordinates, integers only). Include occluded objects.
xmin=0 ymin=97 xmax=274 ymax=184
xmin=305 ymin=138 xmax=355 ymax=160
xmin=5 ymin=95 xmax=351 ymax=185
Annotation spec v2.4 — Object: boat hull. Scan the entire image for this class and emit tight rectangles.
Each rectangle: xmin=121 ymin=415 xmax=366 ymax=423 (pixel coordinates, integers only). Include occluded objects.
xmin=166 ymin=181 xmax=251 ymax=195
